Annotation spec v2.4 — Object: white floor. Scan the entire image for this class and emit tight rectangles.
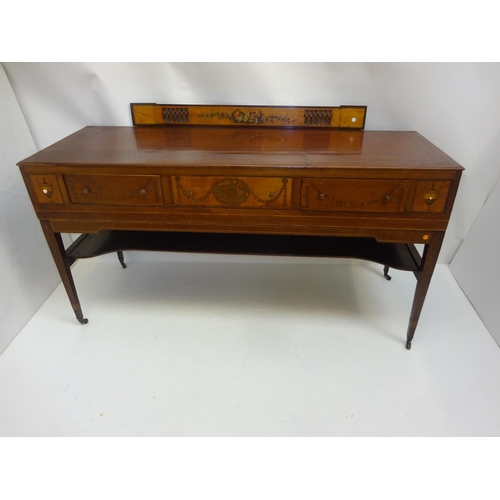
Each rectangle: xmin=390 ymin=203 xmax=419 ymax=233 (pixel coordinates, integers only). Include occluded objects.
xmin=1 ymin=254 xmax=499 ymax=436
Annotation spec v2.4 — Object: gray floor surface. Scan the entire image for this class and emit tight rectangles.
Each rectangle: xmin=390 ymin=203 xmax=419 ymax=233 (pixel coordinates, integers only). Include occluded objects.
xmin=1 ymin=256 xmax=499 ymax=436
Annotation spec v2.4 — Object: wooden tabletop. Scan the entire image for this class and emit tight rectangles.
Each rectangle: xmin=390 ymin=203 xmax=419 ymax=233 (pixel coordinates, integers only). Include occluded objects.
xmin=18 ymin=126 xmax=463 ymax=170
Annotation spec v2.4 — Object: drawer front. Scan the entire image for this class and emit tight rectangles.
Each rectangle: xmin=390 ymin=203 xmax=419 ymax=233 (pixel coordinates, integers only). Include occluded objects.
xmin=412 ymin=181 xmax=452 ymax=213
xmin=29 ymin=174 xmax=65 ymax=204
xmin=65 ymin=175 xmax=163 ymax=206
xmin=302 ymin=179 xmax=410 ymax=212
xmin=172 ymin=176 xmax=292 ymax=208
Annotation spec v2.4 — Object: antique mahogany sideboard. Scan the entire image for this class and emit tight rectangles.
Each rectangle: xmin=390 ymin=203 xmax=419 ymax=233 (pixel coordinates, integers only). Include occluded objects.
xmin=18 ymin=104 xmax=463 ymax=349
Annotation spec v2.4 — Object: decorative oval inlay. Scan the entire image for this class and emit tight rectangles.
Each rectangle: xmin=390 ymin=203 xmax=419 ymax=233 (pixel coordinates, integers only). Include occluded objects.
xmin=212 ymin=178 xmax=250 ymax=205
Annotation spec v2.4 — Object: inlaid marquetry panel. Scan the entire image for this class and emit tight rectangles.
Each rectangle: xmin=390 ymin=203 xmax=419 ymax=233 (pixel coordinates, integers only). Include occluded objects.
xmin=29 ymin=174 xmax=65 ymax=204
xmin=131 ymin=103 xmax=367 ymax=129
xmin=412 ymin=181 xmax=452 ymax=213
xmin=172 ymin=176 xmax=292 ymax=208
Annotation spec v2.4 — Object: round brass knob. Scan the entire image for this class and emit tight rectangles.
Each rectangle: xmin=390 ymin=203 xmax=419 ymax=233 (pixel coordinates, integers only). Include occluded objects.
xmin=269 ymin=192 xmax=275 ymax=198
xmin=319 ymin=193 xmax=325 ymax=200
xmin=424 ymin=185 xmax=438 ymax=207
xmin=383 ymin=195 xmax=390 ymax=202
xmin=188 ymin=190 xmax=194 ymax=198
xmin=83 ymin=187 xmax=90 ymax=194
xmin=140 ymin=189 xmax=147 ymax=195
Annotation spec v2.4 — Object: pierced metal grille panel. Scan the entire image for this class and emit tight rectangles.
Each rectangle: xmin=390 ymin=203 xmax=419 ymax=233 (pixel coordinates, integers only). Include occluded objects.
xmin=162 ymin=107 xmax=189 ymax=123
xmin=304 ymin=109 xmax=332 ymax=126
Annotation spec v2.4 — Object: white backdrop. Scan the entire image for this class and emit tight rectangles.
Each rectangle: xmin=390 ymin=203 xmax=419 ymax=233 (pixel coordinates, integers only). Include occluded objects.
xmin=451 ymin=176 xmax=500 ymax=343
xmin=5 ymin=62 xmax=500 ymax=263
xmin=2 ymin=62 xmax=500 ymax=346
xmin=0 ymin=65 xmax=61 ymax=354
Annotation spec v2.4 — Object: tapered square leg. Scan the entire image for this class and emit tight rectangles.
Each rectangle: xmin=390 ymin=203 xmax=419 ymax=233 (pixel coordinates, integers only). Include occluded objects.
xmin=117 ymin=251 xmax=127 ymax=269
xmin=40 ymin=220 xmax=88 ymax=324
xmin=405 ymin=233 xmax=444 ymax=349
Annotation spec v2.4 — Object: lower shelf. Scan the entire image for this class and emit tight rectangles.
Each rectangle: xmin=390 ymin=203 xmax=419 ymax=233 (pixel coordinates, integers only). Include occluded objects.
xmin=66 ymin=230 xmax=422 ymax=273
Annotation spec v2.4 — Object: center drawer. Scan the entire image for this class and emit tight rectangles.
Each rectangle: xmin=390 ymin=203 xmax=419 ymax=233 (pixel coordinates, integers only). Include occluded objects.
xmin=64 ymin=174 xmax=163 ymax=206
xmin=302 ymin=178 xmax=410 ymax=212
xmin=172 ymin=176 xmax=292 ymax=208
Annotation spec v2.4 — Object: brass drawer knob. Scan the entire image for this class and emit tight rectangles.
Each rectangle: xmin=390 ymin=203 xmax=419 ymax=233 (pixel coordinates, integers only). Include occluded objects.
xmin=269 ymin=192 xmax=275 ymax=198
xmin=318 ymin=193 xmax=325 ymax=200
xmin=140 ymin=189 xmax=147 ymax=195
xmin=83 ymin=187 xmax=90 ymax=194
xmin=40 ymin=180 xmax=54 ymax=199
xmin=383 ymin=195 xmax=390 ymax=203
xmin=424 ymin=185 xmax=438 ymax=207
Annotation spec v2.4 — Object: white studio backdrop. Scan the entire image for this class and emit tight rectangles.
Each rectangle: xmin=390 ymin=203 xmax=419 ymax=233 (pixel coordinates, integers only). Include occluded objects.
xmin=0 ymin=65 xmax=61 ymax=354
xmin=2 ymin=62 xmax=500 ymax=348
xmin=451 ymin=176 xmax=500 ymax=344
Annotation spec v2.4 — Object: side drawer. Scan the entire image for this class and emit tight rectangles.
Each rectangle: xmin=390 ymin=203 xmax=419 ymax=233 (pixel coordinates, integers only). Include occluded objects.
xmin=28 ymin=174 xmax=66 ymax=204
xmin=412 ymin=181 xmax=452 ymax=213
xmin=302 ymin=178 xmax=410 ymax=212
xmin=64 ymin=174 xmax=163 ymax=206
xmin=172 ymin=176 xmax=292 ymax=208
